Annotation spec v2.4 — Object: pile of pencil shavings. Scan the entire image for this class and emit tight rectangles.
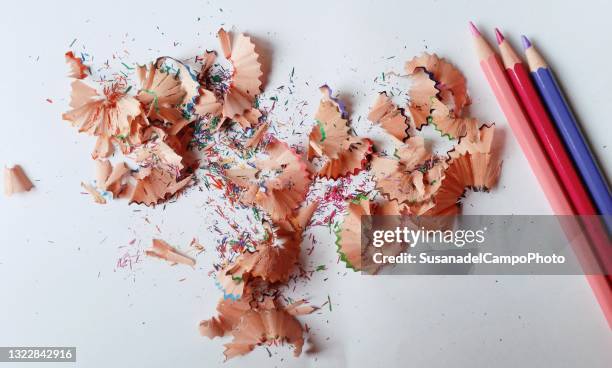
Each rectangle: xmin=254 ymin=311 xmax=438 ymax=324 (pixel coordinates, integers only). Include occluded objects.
xmin=63 ymin=28 xmax=270 ymax=206
xmin=331 ymin=53 xmax=503 ymax=274
xmin=62 ymin=26 xmax=502 ymax=359
xmin=63 ymin=28 xmax=316 ymax=360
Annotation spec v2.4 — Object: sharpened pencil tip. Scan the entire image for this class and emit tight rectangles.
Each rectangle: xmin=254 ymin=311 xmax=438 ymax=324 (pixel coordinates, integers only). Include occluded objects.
xmin=495 ymin=28 xmax=505 ymax=44
xmin=469 ymin=21 xmax=481 ymax=36
xmin=521 ymin=35 xmax=532 ymax=49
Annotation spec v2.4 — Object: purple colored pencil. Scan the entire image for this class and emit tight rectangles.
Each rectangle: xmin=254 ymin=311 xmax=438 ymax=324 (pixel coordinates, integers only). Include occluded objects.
xmin=523 ymin=36 xmax=612 ymax=229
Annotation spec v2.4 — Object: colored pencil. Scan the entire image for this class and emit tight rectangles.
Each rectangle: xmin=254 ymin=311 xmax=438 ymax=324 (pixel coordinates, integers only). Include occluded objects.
xmin=469 ymin=22 xmax=611 ymax=326
xmin=469 ymin=22 xmax=572 ymax=215
xmin=523 ymin=37 xmax=612 ymax=223
xmin=496 ymin=29 xmax=611 ymax=276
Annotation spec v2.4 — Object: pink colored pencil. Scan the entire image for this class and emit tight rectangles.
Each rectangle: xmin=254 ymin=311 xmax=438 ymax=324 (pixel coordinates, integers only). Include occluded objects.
xmin=470 ymin=23 xmax=571 ymax=215
xmin=470 ymin=22 xmax=612 ymax=327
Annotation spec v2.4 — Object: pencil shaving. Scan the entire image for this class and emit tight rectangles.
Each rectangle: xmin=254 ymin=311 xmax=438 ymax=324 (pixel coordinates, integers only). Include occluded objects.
xmin=65 ymin=51 xmax=88 ymax=79
xmin=200 ymin=297 xmax=252 ymax=339
xmin=337 ymin=199 xmax=405 ymax=273
xmin=368 ymin=92 xmax=411 ymax=142
xmin=202 ymin=28 xmax=263 ymax=129
xmin=407 ymin=69 xmax=439 ymax=129
xmin=427 ymin=125 xmax=501 ymax=215
xmin=146 ymin=238 xmax=196 ymax=267
xmin=201 ymin=290 xmax=310 ymax=360
xmin=371 ymin=142 xmax=446 ymax=205
xmin=406 ymin=53 xmax=471 ymax=138
xmin=136 ymin=61 xmax=187 ymax=128
xmin=225 ymin=138 xmax=311 ymax=221
xmin=405 ymin=52 xmax=469 ymax=116
xmin=395 ymin=136 xmax=432 ymax=171
xmin=284 ymin=299 xmax=317 ymax=316
xmin=308 ymin=86 xmax=372 ymax=179
xmin=129 ymin=168 xmax=192 ymax=206
xmin=94 ymin=160 xmax=130 ymax=197
xmin=4 ymin=165 xmax=34 ymax=196
xmin=63 ymin=80 xmax=142 ymax=158
xmin=217 ymin=201 xmax=317 ymax=294
xmin=430 ymin=98 xmax=479 ymax=140
xmin=81 ymin=182 xmax=106 ymax=204
xmin=223 ymin=308 xmax=304 ymax=360
xmin=194 ymin=88 xmax=223 ymax=118
xmin=245 ymin=122 xmax=269 ymax=148
xmin=130 ymin=138 xmax=184 ymax=175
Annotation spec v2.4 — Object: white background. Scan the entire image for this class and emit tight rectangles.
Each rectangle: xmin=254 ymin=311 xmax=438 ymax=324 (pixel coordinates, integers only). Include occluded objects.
xmin=1 ymin=0 xmax=611 ymax=367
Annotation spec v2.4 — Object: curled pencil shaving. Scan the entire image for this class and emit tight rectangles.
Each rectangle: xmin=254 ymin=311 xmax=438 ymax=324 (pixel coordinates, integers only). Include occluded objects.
xmin=216 ymin=260 xmax=249 ymax=301
xmin=146 ymin=238 xmax=196 ymax=267
xmin=376 ymin=158 xmax=445 ymax=206
xmin=198 ymin=51 xmax=218 ymax=84
xmin=220 ymin=27 xmax=263 ymax=128
xmin=196 ymin=28 xmax=263 ymax=129
xmin=200 ymin=296 xmax=252 ymax=339
xmin=308 ymin=86 xmax=372 ymax=179
xmin=223 ymin=308 xmax=304 ymax=360
xmin=319 ymin=85 xmax=348 ymax=117
xmin=65 ymin=51 xmax=88 ymax=79
xmin=447 ymin=122 xmax=494 ymax=160
xmin=200 ymin=292 xmax=312 ymax=360
xmin=405 ymin=52 xmax=469 ymax=115
xmin=429 ymin=98 xmax=479 ymax=140
xmin=219 ymin=29 xmax=263 ymax=98
xmin=167 ymin=57 xmax=201 ymax=105
xmin=215 ymin=202 xmax=317 ymax=300
xmin=407 ymin=70 xmax=438 ymax=129
xmin=136 ymin=61 xmax=188 ymax=130
xmin=427 ymin=125 xmax=501 ymax=215
xmin=194 ymin=88 xmax=223 ymax=118
xmin=110 ymin=114 xmax=152 ymax=155
xmin=194 ymin=51 xmax=223 ymax=121
xmin=63 ymin=80 xmax=141 ymax=138
xmin=337 ymin=199 xmax=405 ymax=273
xmin=395 ymin=136 xmax=432 ymax=171
xmin=130 ymin=137 xmax=184 ymax=176
xmin=371 ymin=137 xmax=446 ymax=205
xmin=406 ymin=53 xmax=470 ymax=137
xmin=224 ymin=229 xmax=300 ymax=284
xmin=217 ymin=201 xmax=317 ymax=296
xmin=224 ymin=138 xmax=312 ymax=222
xmin=62 ymin=80 xmax=142 ymax=158
xmin=137 ymin=61 xmax=185 ymax=106
xmin=4 ymin=165 xmax=34 ymax=196
xmin=128 ymin=168 xmax=192 ymax=206
xmin=368 ymin=92 xmax=411 ymax=142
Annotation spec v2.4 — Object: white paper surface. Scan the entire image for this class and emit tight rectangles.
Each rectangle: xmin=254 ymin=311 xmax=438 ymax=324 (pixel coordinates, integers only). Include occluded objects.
xmin=0 ymin=0 xmax=610 ymax=367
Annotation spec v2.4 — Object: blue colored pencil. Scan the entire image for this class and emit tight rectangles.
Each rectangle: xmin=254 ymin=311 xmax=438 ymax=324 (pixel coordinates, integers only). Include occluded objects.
xmin=523 ymin=36 xmax=612 ymax=223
